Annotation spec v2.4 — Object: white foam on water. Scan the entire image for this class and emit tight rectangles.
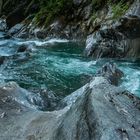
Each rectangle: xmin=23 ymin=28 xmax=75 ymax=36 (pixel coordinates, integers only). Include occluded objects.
xmin=121 ymin=67 xmax=140 ymax=96
xmin=17 ymin=39 xmax=69 ymax=46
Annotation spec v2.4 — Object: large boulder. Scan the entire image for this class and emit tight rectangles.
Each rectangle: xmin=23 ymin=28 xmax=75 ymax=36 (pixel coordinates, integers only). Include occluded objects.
xmin=85 ymin=15 xmax=140 ymax=59
xmin=84 ymin=1 xmax=140 ymax=59
xmin=84 ymin=27 xmax=126 ymax=58
xmin=0 ymin=77 xmax=140 ymax=140
xmin=0 ymin=64 xmax=140 ymax=140
xmin=54 ymin=77 xmax=140 ymax=140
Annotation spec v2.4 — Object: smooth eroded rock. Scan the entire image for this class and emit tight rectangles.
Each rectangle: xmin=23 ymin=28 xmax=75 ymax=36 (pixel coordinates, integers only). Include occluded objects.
xmin=0 ymin=64 xmax=139 ymax=140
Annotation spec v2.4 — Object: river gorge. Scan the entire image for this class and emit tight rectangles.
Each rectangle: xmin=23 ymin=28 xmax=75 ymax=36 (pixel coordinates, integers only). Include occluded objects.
xmin=0 ymin=0 xmax=140 ymax=140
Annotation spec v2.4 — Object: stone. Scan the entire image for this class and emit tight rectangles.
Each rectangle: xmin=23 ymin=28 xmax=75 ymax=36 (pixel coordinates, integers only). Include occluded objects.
xmin=126 ymin=0 xmax=140 ymax=17
xmin=37 ymin=89 xmax=59 ymax=111
xmin=0 ymin=19 xmax=7 ymax=31
xmin=17 ymin=44 xmax=36 ymax=53
xmin=0 ymin=65 xmax=139 ymax=140
xmin=84 ymin=34 xmax=96 ymax=57
xmin=84 ymin=21 xmax=140 ymax=58
xmin=8 ymin=23 xmax=24 ymax=35
xmin=83 ymin=4 xmax=92 ymax=20
xmin=96 ymin=62 xmax=124 ymax=85
xmin=0 ymin=112 xmax=6 ymax=118
xmin=13 ymin=52 xmax=31 ymax=62
xmin=84 ymin=1 xmax=140 ymax=59
xmin=115 ymin=15 xmax=140 ymax=39
xmin=35 ymin=29 xmax=48 ymax=39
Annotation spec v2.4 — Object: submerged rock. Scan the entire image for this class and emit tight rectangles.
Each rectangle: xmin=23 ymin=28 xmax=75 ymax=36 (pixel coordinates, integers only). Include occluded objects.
xmin=17 ymin=45 xmax=28 ymax=53
xmin=13 ymin=52 xmax=31 ymax=62
xmin=14 ymin=44 xmax=37 ymax=62
xmin=0 ymin=56 xmax=5 ymax=65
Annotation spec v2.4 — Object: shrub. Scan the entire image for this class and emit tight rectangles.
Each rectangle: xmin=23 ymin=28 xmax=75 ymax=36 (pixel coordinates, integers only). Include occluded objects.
xmin=110 ymin=1 xmax=129 ymax=19
xmin=34 ymin=0 xmax=72 ymax=26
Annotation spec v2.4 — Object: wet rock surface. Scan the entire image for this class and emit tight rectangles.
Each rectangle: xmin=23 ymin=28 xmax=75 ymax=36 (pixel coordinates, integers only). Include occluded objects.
xmin=0 ymin=64 xmax=139 ymax=140
xmin=85 ymin=1 xmax=140 ymax=59
xmin=0 ymin=19 xmax=7 ymax=31
xmin=0 ymin=82 xmax=58 ymax=111
xmin=8 ymin=24 xmax=25 ymax=36
xmin=116 ymin=15 xmax=140 ymax=39
xmin=0 ymin=0 xmax=94 ymax=40
xmin=85 ymin=29 xmax=126 ymax=58
xmin=0 ymin=0 xmax=137 ymax=42
xmin=96 ymin=62 xmax=124 ymax=85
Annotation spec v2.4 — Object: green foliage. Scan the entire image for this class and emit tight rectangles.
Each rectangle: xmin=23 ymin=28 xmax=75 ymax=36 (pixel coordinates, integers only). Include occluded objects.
xmin=91 ymin=12 xmax=97 ymax=22
xmin=23 ymin=0 xmax=132 ymax=27
xmin=34 ymin=0 xmax=72 ymax=26
xmin=91 ymin=0 xmax=130 ymax=21
xmin=110 ymin=1 xmax=129 ymax=19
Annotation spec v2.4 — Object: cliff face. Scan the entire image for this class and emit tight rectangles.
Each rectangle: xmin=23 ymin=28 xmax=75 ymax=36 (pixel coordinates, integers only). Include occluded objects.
xmin=85 ymin=0 xmax=140 ymax=59
xmin=0 ymin=0 xmax=134 ymax=39
xmin=0 ymin=0 xmax=39 ymax=28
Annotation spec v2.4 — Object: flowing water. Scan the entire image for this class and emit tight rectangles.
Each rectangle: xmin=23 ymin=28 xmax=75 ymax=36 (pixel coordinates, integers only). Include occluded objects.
xmin=0 ymin=31 xmax=140 ymax=99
